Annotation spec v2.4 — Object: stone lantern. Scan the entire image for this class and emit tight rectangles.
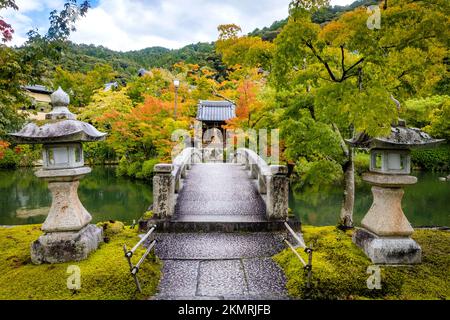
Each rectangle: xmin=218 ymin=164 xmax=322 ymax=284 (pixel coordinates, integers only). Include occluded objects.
xmin=346 ymin=120 xmax=444 ymax=264
xmin=10 ymin=87 xmax=107 ymax=264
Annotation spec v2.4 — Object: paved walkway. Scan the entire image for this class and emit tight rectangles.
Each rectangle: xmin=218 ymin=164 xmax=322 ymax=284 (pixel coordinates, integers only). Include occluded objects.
xmin=153 ymin=233 xmax=288 ymax=300
xmin=152 ymin=163 xmax=289 ymax=299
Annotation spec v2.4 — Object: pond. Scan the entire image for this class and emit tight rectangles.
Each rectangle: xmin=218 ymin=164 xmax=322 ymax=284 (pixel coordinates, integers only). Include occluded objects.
xmin=290 ymin=171 xmax=450 ymax=227
xmin=0 ymin=167 xmax=448 ymax=227
xmin=0 ymin=166 xmax=152 ymax=226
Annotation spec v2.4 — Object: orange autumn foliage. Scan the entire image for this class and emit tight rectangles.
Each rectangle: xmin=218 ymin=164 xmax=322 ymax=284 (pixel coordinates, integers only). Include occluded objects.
xmin=0 ymin=140 xmax=10 ymax=159
xmin=225 ymin=79 xmax=263 ymax=129
xmin=104 ymin=95 xmax=189 ymax=160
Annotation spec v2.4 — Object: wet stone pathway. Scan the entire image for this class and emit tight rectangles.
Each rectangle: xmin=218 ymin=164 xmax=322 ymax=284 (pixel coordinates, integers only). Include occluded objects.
xmin=153 ymin=233 xmax=288 ymax=300
xmin=151 ymin=163 xmax=289 ymax=299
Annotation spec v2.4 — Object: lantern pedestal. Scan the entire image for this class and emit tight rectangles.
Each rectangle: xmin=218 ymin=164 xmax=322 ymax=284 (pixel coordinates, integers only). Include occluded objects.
xmin=353 ymin=172 xmax=421 ymax=264
xmin=31 ymin=167 xmax=103 ymax=264
xmin=353 ymin=228 xmax=422 ymax=265
xmin=31 ymin=224 xmax=103 ymax=265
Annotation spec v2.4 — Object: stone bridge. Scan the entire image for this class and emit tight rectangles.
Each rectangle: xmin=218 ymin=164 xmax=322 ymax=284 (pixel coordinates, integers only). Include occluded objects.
xmin=149 ymin=147 xmax=294 ymax=232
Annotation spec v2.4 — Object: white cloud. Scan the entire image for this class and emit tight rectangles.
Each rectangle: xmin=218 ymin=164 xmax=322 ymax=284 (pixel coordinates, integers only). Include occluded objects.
xmin=69 ymin=0 xmax=292 ymax=51
xmin=13 ymin=0 xmax=64 ymax=13
xmin=3 ymin=0 xmax=357 ymax=51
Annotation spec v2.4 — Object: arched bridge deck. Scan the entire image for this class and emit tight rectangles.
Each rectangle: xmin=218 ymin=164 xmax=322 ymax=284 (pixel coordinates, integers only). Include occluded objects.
xmin=174 ymin=163 xmax=267 ymax=223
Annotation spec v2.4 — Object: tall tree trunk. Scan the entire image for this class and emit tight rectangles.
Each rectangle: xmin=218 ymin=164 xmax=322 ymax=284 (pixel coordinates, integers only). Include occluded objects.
xmin=340 ymin=147 xmax=354 ymax=228
xmin=332 ymin=123 xmax=355 ymax=228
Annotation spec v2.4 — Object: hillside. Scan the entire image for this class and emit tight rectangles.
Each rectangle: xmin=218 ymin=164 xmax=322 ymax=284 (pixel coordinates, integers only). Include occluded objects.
xmin=59 ymin=41 xmax=218 ymax=77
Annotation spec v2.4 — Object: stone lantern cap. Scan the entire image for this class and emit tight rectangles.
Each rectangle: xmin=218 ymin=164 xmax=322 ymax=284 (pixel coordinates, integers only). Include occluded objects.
xmin=47 ymin=87 xmax=76 ymax=120
xmin=10 ymin=86 xmax=106 ymax=144
xmin=10 ymin=120 xmax=107 ymax=144
xmin=346 ymin=121 xmax=445 ymax=150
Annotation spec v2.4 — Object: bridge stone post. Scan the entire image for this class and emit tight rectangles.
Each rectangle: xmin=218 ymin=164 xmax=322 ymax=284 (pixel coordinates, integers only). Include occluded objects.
xmin=266 ymin=165 xmax=289 ymax=220
xmin=153 ymin=164 xmax=175 ymax=219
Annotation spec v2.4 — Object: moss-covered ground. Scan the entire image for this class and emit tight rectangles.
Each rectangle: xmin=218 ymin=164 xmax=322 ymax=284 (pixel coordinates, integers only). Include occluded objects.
xmin=0 ymin=221 xmax=161 ymax=300
xmin=274 ymin=226 xmax=450 ymax=300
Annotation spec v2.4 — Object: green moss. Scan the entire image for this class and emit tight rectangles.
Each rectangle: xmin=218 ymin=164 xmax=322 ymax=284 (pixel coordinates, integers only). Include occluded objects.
xmin=273 ymin=226 xmax=450 ymax=300
xmin=142 ymin=211 xmax=154 ymax=220
xmin=97 ymin=220 xmax=125 ymax=238
xmin=0 ymin=222 xmax=162 ymax=300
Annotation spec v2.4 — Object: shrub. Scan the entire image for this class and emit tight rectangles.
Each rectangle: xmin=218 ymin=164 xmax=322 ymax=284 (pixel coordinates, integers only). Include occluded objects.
xmin=127 ymin=162 xmax=142 ymax=179
xmin=140 ymin=159 xmax=159 ymax=180
xmin=116 ymin=156 xmax=129 ymax=177
xmin=83 ymin=141 xmax=117 ymax=165
xmin=354 ymin=151 xmax=370 ymax=175
xmin=0 ymin=146 xmax=21 ymax=168
xmin=411 ymin=145 xmax=450 ymax=171
xmin=117 ymin=156 xmax=158 ymax=181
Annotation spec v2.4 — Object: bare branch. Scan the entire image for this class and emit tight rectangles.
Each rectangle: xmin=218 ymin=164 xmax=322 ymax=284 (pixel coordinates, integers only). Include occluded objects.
xmin=304 ymin=40 xmax=338 ymax=82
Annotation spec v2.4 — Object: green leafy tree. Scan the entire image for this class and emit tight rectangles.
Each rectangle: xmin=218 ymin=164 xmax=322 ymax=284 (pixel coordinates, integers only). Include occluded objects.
xmin=78 ymin=88 xmax=133 ymax=164
xmin=426 ymin=99 xmax=450 ymax=141
xmin=0 ymin=1 xmax=91 ymax=137
xmin=216 ymin=24 xmax=275 ymax=70
xmin=53 ymin=64 xmax=116 ymax=107
xmin=0 ymin=47 xmax=30 ymax=138
xmin=217 ymin=0 xmax=449 ymax=227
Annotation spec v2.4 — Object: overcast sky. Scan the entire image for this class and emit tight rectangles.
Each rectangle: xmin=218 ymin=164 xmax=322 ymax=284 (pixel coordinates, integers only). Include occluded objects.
xmin=2 ymin=0 xmax=356 ymax=51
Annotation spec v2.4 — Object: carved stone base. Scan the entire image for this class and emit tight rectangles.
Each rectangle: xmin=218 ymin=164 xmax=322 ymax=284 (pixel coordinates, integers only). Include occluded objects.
xmin=31 ymin=224 xmax=103 ymax=264
xmin=35 ymin=167 xmax=92 ymax=233
xmin=361 ymin=185 xmax=414 ymax=236
xmin=353 ymin=228 xmax=421 ymax=264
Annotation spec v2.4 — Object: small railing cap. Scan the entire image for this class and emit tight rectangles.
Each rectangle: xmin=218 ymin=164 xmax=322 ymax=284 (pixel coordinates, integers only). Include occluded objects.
xmin=154 ymin=164 xmax=174 ymax=173
xmin=270 ymin=165 xmax=287 ymax=175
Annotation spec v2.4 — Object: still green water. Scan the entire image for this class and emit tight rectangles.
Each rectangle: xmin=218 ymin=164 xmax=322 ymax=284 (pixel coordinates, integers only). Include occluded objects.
xmin=0 ymin=166 xmax=152 ymax=226
xmin=0 ymin=167 xmax=448 ymax=227
xmin=290 ymin=171 xmax=450 ymax=227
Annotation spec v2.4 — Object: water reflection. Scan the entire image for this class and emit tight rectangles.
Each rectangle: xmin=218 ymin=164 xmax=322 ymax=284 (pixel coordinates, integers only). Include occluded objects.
xmin=290 ymin=171 xmax=450 ymax=227
xmin=0 ymin=166 xmax=152 ymax=226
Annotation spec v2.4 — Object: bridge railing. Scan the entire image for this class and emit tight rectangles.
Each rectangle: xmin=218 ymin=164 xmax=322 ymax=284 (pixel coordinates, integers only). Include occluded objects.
xmin=235 ymin=148 xmax=289 ymax=220
xmin=152 ymin=147 xmax=202 ymax=219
